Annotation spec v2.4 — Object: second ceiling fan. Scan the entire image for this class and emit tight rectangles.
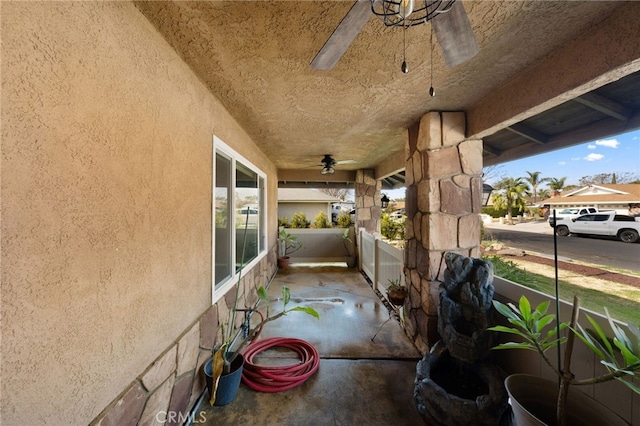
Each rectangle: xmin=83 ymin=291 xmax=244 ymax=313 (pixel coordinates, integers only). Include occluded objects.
xmin=310 ymin=0 xmax=478 ymax=71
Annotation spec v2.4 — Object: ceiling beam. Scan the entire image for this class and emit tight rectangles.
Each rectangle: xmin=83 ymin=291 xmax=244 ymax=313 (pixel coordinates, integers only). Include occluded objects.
xmin=467 ymin=2 xmax=640 ymax=140
xmin=482 ymin=143 xmax=502 ymax=157
xmin=278 ymin=169 xmax=356 ymax=184
xmin=505 ymin=123 xmax=549 ymax=145
xmin=483 ymin=109 xmax=640 ymax=167
xmin=574 ymin=92 xmax=633 ymax=122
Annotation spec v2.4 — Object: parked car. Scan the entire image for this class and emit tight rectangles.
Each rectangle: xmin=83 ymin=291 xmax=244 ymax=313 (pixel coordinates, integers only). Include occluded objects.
xmin=552 ymin=212 xmax=640 ymax=243
xmin=389 ymin=209 xmax=406 ymax=221
xmin=548 ymin=207 xmax=605 ymax=227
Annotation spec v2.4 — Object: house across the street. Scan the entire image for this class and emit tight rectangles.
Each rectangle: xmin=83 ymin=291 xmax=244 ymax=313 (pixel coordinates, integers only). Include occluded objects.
xmin=541 ymin=184 xmax=640 ymax=216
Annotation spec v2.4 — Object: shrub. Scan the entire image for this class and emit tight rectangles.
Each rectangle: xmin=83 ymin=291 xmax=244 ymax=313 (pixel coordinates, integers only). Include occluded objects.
xmin=290 ymin=212 xmax=310 ymax=229
xmin=481 ymin=206 xmax=508 ymax=218
xmin=381 ymin=213 xmax=404 ymax=240
xmin=278 ymin=217 xmax=290 ymax=228
xmin=314 ymin=211 xmax=331 ymax=229
xmin=336 ymin=211 xmax=352 ymax=228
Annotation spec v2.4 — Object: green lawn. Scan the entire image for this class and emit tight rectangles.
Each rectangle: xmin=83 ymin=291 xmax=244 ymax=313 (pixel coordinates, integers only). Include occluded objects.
xmin=484 ymin=254 xmax=640 ymax=326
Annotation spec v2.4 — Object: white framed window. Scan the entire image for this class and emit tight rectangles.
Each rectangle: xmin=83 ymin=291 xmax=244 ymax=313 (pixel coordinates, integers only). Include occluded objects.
xmin=212 ymin=136 xmax=266 ymax=303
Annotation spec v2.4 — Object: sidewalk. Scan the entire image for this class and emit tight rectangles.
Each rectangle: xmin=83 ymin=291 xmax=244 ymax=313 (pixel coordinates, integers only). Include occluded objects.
xmin=484 ymin=218 xmax=554 ymax=235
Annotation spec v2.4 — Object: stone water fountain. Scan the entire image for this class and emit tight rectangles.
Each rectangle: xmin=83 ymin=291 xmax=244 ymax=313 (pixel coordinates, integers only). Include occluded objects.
xmin=414 ymin=252 xmax=512 ymax=425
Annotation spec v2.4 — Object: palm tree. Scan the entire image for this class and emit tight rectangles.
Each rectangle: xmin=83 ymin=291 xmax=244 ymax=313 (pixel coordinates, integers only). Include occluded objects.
xmin=492 ymin=177 xmax=530 ymax=224
xmin=547 ymin=177 xmax=567 ymax=197
xmin=523 ymin=171 xmax=549 ymax=204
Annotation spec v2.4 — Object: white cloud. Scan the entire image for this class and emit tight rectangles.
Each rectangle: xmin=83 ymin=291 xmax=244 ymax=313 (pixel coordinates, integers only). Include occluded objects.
xmin=571 ymin=157 xmax=581 ymax=161
xmin=587 ymin=144 xmax=596 ymax=149
xmin=595 ymin=139 xmax=619 ymax=148
xmin=558 ymin=161 xmax=566 ymax=166
xmin=584 ymin=153 xmax=604 ymax=162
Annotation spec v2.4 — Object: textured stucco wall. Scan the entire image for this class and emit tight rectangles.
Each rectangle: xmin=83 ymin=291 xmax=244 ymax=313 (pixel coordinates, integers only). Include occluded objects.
xmin=1 ymin=2 xmax=276 ymax=425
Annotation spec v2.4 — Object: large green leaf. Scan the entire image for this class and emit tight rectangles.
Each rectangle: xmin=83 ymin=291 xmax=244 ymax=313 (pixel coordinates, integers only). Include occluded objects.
xmin=492 ymin=342 xmax=537 ymax=351
xmin=536 ymin=314 xmax=555 ymax=333
xmin=519 ymin=296 xmax=532 ymax=322
xmin=574 ymin=324 xmax=606 ymax=361
xmin=290 ymin=306 xmax=320 ymax=319
xmin=492 ymin=300 xmax=519 ymax=321
xmin=533 ymin=300 xmax=550 ymax=319
xmin=282 ymin=286 xmax=291 ymax=306
xmin=257 ymin=286 xmax=270 ymax=304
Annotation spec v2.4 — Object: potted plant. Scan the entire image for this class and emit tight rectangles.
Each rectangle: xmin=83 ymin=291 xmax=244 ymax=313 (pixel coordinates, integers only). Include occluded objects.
xmin=338 ymin=228 xmax=357 ymax=268
xmin=277 ymin=228 xmax=302 ymax=269
xmin=490 ymin=295 xmax=640 ymax=425
xmin=205 ymin=210 xmax=319 ymax=406
xmin=205 ymin=284 xmax=319 ymax=405
xmin=386 ymin=278 xmax=408 ymax=306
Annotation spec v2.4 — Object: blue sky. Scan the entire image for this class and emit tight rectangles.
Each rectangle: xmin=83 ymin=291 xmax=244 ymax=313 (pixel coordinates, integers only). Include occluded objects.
xmin=483 ymin=129 xmax=640 ymax=188
xmin=384 ymin=129 xmax=640 ymax=200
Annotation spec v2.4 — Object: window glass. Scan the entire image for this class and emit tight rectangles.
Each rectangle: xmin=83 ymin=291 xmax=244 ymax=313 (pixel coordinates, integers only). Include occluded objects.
xmin=236 ymin=162 xmax=259 ymax=270
xmin=214 ymin=153 xmax=232 ymax=286
xmin=213 ymin=137 xmax=266 ymax=294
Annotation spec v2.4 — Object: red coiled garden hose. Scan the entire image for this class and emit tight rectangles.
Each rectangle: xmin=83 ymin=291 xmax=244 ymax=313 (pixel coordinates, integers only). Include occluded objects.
xmin=241 ymin=337 xmax=320 ymax=392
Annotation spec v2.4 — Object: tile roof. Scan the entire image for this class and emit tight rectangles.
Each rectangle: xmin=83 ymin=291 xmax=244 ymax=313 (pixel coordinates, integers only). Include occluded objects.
xmin=541 ymin=184 xmax=640 ymax=205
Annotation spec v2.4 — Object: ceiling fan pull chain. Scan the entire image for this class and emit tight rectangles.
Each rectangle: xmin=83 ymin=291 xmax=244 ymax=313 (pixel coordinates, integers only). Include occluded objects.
xmin=429 ymin=24 xmax=436 ymax=97
xmin=401 ymin=23 xmax=409 ymax=73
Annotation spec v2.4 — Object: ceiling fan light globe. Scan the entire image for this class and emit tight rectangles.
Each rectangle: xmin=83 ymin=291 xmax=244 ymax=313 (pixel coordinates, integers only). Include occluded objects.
xmin=397 ymin=0 xmax=415 ymax=19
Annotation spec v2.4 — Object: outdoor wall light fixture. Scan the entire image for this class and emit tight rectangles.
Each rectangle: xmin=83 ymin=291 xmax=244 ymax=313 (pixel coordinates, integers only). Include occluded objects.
xmin=482 ymin=183 xmax=493 ymax=206
xmin=381 ymin=194 xmax=390 ymax=208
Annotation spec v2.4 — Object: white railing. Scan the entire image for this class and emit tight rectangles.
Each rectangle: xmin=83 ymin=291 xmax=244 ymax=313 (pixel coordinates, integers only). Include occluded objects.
xmin=358 ymin=228 xmax=404 ymax=292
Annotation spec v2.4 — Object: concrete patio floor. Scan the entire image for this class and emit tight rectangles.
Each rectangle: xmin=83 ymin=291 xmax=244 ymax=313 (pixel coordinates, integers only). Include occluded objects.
xmin=194 ymin=264 xmax=424 ymax=425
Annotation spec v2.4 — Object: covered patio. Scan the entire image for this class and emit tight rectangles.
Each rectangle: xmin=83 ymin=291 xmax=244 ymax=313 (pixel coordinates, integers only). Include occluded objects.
xmin=198 ymin=264 xmax=423 ymax=425
xmin=2 ymin=2 xmax=640 ymax=425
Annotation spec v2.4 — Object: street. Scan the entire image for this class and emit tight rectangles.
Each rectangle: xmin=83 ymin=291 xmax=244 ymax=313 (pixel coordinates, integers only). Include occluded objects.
xmin=484 ymin=221 xmax=640 ymax=273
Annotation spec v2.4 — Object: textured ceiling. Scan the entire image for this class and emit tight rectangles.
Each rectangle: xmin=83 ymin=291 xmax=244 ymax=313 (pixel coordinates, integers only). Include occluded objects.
xmin=135 ymin=1 xmax=629 ymax=176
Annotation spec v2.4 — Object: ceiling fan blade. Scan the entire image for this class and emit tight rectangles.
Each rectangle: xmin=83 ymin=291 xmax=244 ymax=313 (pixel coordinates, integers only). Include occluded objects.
xmin=310 ymin=0 xmax=372 ymax=71
xmin=431 ymin=1 xmax=479 ymax=68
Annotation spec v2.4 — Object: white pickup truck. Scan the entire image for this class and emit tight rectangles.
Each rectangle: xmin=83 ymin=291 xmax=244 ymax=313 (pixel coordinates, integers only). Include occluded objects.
xmin=548 ymin=207 xmax=602 ymax=226
xmin=552 ymin=212 xmax=640 ymax=243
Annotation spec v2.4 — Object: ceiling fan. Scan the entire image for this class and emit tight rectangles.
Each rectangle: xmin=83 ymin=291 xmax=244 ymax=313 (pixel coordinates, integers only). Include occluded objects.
xmin=319 ymin=154 xmax=356 ymax=175
xmin=310 ymin=0 xmax=478 ymax=71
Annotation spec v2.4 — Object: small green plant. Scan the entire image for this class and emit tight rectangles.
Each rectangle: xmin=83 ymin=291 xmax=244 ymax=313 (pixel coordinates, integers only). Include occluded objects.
xmin=313 ymin=211 xmax=331 ymax=228
xmin=211 ymin=285 xmax=319 ymax=405
xmin=336 ymin=211 xmax=352 ymax=228
xmin=290 ymin=212 xmax=310 ymax=229
xmin=490 ymin=295 xmax=640 ymax=424
xmin=278 ymin=228 xmax=302 ymax=258
xmin=210 ymin=210 xmax=319 ymax=405
xmin=386 ymin=277 xmax=408 ymax=306
xmin=338 ymin=228 xmax=353 ymax=256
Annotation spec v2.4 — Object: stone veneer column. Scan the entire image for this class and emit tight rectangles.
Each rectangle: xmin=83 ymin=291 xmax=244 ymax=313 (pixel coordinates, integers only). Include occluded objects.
xmin=404 ymin=111 xmax=484 ymax=353
xmin=355 ymin=169 xmax=383 ymax=233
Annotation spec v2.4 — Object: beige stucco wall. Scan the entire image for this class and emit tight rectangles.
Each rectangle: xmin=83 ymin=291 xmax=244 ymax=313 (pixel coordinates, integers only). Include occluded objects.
xmin=1 ymin=2 xmax=277 ymax=425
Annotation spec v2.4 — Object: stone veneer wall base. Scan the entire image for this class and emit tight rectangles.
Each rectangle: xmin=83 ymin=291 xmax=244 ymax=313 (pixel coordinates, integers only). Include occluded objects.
xmin=91 ymin=249 xmax=278 ymax=426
